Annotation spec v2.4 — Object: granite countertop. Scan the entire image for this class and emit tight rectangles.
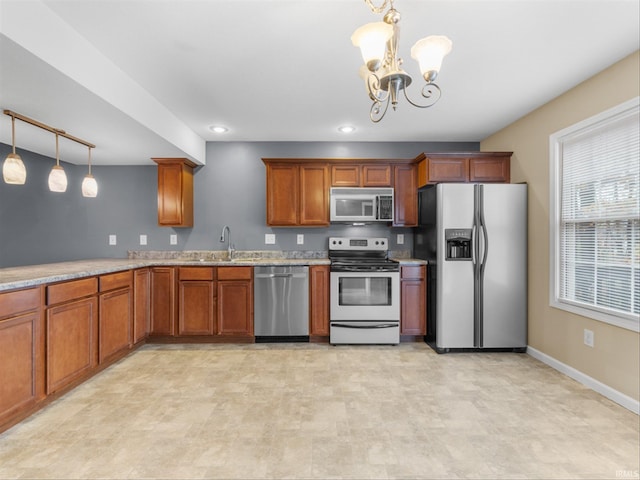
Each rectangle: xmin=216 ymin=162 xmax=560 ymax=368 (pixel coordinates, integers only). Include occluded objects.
xmin=0 ymin=251 xmax=426 ymax=293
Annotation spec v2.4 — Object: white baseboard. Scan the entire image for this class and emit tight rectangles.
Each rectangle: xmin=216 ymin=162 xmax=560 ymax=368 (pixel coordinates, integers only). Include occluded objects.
xmin=527 ymin=346 xmax=639 ymax=415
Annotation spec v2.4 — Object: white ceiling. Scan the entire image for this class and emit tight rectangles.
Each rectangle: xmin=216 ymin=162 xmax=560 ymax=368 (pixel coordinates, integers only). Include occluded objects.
xmin=0 ymin=0 xmax=638 ymax=166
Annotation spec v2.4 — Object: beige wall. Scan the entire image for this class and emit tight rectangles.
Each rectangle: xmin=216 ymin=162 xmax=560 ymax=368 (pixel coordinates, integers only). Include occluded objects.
xmin=481 ymin=51 xmax=640 ymax=401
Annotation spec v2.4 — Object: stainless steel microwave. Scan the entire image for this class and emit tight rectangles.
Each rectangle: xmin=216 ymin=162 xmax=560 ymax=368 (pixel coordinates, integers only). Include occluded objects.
xmin=329 ymin=187 xmax=394 ymax=223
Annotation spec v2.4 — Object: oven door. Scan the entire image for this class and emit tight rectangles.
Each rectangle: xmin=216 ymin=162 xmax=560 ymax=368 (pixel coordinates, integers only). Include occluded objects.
xmin=330 ymin=271 xmax=400 ymax=321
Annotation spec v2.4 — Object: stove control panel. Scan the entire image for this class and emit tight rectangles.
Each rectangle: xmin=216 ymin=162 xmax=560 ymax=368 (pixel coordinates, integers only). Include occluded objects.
xmin=329 ymin=237 xmax=389 ymax=251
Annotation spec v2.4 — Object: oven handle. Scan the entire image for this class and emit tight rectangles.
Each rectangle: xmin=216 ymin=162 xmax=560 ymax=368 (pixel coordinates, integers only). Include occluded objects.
xmin=331 ymin=323 xmax=399 ymax=329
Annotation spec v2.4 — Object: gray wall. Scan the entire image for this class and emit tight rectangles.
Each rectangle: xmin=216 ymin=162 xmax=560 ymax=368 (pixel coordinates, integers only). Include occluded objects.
xmin=0 ymin=141 xmax=477 ymax=267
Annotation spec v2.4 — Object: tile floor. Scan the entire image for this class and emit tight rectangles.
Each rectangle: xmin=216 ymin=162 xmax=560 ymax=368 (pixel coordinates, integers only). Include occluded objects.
xmin=0 ymin=342 xmax=638 ymax=479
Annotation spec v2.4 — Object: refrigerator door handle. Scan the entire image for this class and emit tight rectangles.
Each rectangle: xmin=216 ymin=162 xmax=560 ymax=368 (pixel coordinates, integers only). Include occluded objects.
xmin=471 ymin=224 xmax=477 ymax=265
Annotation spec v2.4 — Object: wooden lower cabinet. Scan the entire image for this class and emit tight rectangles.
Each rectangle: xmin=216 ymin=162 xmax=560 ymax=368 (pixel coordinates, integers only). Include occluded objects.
xmin=217 ymin=266 xmax=253 ymax=336
xmin=133 ymin=268 xmax=150 ymax=344
xmin=150 ymin=267 xmax=176 ymax=336
xmin=0 ymin=287 xmax=44 ymax=428
xmin=400 ymin=265 xmax=426 ymax=336
xmin=99 ymin=288 xmax=132 ymax=364
xmin=46 ymin=295 xmax=99 ymax=394
xmin=309 ymin=265 xmax=330 ymax=336
xmin=178 ymin=267 xmax=216 ymax=335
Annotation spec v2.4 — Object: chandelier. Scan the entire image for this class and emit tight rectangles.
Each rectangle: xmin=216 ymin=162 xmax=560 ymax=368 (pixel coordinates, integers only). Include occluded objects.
xmin=351 ymin=0 xmax=452 ymax=122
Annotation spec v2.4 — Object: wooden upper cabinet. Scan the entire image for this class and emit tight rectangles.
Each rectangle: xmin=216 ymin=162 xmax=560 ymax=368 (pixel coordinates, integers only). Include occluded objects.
xmin=153 ymin=158 xmax=197 ymax=228
xmin=417 ymin=152 xmax=512 ymax=186
xmin=299 ymin=164 xmax=329 ymax=225
xmin=362 ymin=164 xmax=392 ymax=186
xmin=264 ymin=159 xmax=329 ymax=227
xmin=393 ymin=164 xmax=418 ymax=227
xmin=265 ymin=163 xmax=299 ymax=226
xmin=330 ymin=163 xmax=391 ymax=187
xmin=469 ymin=155 xmax=511 ymax=183
xmin=331 ymin=165 xmax=360 ymax=186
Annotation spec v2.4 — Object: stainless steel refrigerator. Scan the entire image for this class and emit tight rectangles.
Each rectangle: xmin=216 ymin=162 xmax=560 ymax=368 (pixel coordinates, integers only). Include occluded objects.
xmin=414 ymin=183 xmax=527 ymax=353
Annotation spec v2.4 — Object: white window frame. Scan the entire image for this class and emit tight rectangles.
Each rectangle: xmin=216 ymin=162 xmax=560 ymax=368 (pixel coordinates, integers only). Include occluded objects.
xmin=549 ymin=96 xmax=640 ymax=332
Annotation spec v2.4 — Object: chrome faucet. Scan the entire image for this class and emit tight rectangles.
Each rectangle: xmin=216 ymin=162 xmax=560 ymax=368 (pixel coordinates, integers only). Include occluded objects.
xmin=220 ymin=225 xmax=234 ymax=260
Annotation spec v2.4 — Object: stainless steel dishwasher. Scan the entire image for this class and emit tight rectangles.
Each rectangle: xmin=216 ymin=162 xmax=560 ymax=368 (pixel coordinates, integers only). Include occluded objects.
xmin=254 ymin=266 xmax=309 ymax=342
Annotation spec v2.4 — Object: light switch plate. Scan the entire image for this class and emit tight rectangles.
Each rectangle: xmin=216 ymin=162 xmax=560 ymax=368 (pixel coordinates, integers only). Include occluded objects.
xmin=265 ymin=233 xmax=276 ymax=245
xmin=297 ymin=234 xmax=304 ymax=245
xmin=139 ymin=234 xmax=147 ymax=246
xmin=170 ymin=234 xmax=178 ymax=245
xmin=108 ymin=234 xmax=117 ymax=246
xmin=397 ymin=234 xmax=404 ymax=245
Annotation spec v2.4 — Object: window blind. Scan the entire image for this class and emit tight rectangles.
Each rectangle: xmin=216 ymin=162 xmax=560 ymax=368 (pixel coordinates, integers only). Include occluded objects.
xmin=558 ymin=105 xmax=639 ymax=321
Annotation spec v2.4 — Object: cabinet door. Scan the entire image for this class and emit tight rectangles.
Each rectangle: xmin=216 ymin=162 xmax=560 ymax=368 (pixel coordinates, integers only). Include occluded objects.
xmin=150 ymin=267 xmax=176 ymax=336
xmin=400 ymin=266 xmax=426 ymax=335
xmin=331 ymin=165 xmax=360 ymax=186
xmin=428 ymin=157 xmax=469 ymax=183
xmin=469 ymin=156 xmax=511 ymax=183
xmin=266 ymin=164 xmax=299 ymax=226
xmin=393 ymin=164 xmax=418 ymax=227
xmin=362 ymin=164 xmax=392 ymax=186
xmin=46 ymin=297 xmax=98 ymax=394
xmin=0 ymin=312 xmax=41 ymax=425
xmin=309 ymin=265 xmax=330 ymax=336
xmin=99 ymin=288 xmax=132 ymax=364
xmin=299 ymin=164 xmax=329 ymax=226
xmin=178 ymin=281 xmax=215 ymax=335
xmin=217 ymin=281 xmax=253 ymax=336
xmin=133 ymin=268 xmax=150 ymax=344
xmin=154 ymin=159 xmax=195 ymax=227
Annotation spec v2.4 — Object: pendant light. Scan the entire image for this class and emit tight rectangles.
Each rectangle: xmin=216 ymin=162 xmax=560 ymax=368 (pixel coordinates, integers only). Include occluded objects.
xmin=81 ymin=146 xmax=98 ymax=197
xmin=2 ymin=114 xmax=27 ymax=184
xmin=48 ymin=132 xmax=68 ymax=192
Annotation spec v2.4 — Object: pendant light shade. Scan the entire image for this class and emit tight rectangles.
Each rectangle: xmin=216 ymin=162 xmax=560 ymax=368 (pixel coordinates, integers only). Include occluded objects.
xmin=48 ymin=133 xmax=67 ymax=192
xmin=3 ymin=153 xmax=27 ymax=185
xmin=3 ymin=115 xmax=27 ymax=184
xmin=82 ymin=146 xmax=98 ymax=197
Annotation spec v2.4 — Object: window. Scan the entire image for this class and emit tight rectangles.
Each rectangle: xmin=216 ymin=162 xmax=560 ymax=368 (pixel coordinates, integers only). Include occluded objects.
xmin=550 ymin=97 xmax=639 ymax=332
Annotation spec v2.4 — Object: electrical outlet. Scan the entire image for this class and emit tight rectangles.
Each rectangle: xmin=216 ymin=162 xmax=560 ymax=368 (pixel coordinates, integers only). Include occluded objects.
xmin=397 ymin=234 xmax=404 ymax=245
xmin=297 ymin=234 xmax=304 ymax=245
xmin=108 ymin=234 xmax=117 ymax=246
xmin=265 ymin=233 xmax=276 ymax=245
xmin=583 ymin=329 xmax=594 ymax=347
xmin=170 ymin=234 xmax=178 ymax=245
xmin=139 ymin=234 xmax=147 ymax=246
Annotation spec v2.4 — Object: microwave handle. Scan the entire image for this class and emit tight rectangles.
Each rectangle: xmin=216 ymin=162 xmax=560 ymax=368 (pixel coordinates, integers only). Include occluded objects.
xmin=375 ymin=196 xmax=379 ymax=219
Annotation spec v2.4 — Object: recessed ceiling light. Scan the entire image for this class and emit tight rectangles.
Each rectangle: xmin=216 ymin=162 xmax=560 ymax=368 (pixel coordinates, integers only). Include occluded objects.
xmin=338 ymin=125 xmax=356 ymax=133
xmin=208 ymin=125 xmax=228 ymax=133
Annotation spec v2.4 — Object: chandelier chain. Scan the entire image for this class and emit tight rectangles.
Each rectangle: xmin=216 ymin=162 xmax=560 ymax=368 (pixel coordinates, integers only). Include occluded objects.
xmin=363 ymin=0 xmax=393 ymax=15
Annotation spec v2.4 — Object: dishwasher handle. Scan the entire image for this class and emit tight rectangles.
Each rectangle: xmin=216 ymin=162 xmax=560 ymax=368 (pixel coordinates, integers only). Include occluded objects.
xmin=254 ymin=273 xmax=307 ymax=279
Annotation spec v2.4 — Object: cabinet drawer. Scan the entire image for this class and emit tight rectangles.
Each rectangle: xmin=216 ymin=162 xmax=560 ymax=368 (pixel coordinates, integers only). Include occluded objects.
xmin=217 ymin=266 xmax=252 ymax=281
xmin=401 ymin=266 xmax=426 ymax=280
xmin=179 ymin=267 xmax=214 ymax=281
xmin=99 ymin=271 xmax=132 ymax=292
xmin=47 ymin=277 xmax=98 ymax=306
xmin=0 ymin=287 xmax=41 ymax=319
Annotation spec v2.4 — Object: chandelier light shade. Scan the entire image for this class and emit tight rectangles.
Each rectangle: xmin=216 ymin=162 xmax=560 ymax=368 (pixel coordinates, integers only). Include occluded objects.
xmin=351 ymin=22 xmax=394 ymax=72
xmin=81 ymin=147 xmax=98 ymax=197
xmin=48 ymin=133 xmax=68 ymax=193
xmin=353 ymin=0 xmax=453 ymax=122
xmin=2 ymin=114 xmax=27 ymax=184
xmin=411 ymin=35 xmax=453 ymax=82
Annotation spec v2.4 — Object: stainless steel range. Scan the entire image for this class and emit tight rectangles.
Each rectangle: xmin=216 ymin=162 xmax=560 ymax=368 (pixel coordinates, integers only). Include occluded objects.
xmin=329 ymin=237 xmax=400 ymax=345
